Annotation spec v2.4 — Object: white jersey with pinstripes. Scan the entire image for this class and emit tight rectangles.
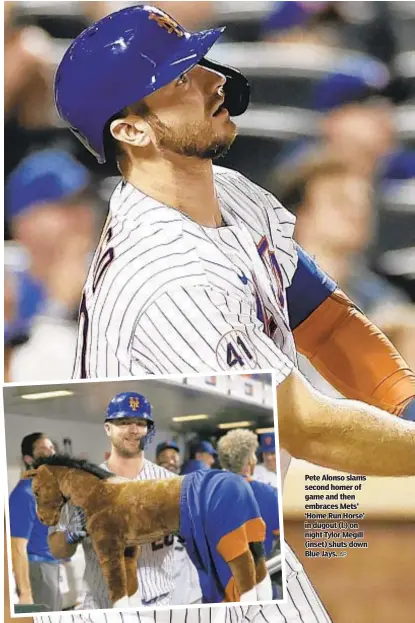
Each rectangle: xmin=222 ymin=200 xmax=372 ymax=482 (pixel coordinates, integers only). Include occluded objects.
xmin=49 ymin=459 xmax=176 ymax=609
xmin=72 ymin=166 xmax=297 ymax=382
xmin=33 ymin=546 xmax=332 ymax=623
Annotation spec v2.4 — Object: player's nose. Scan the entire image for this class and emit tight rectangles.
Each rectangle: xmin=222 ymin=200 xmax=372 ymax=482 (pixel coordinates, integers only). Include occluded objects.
xmin=197 ymin=64 xmax=226 ymax=95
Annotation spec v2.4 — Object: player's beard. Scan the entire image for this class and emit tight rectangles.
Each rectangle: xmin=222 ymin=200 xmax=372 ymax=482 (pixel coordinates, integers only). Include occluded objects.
xmin=147 ymin=110 xmax=237 ymax=160
xmin=112 ymin=436 xmax=142 ymax=458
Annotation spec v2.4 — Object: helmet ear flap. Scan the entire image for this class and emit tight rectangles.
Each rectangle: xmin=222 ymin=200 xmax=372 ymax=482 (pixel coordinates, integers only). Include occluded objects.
xmin=199 ymin=58 xmax=250 ymax=117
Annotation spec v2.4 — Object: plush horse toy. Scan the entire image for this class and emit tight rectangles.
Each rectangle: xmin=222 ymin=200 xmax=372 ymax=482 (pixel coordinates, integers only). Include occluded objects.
xmin=25 ymin=455 xmax=272 ymax=608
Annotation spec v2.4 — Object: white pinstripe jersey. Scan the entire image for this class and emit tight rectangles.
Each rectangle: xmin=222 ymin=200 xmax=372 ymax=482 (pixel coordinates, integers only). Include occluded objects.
xmin=49 ymin=460 xmax=176 ymax=608
xmin=73 ymin=166 xmax=297 ymax=383
xmin=33 ymin=605 xmax=278 ymax=623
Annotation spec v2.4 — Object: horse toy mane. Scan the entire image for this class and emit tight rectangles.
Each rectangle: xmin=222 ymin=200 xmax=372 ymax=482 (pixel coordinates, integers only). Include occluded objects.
xmin=26 ymin=455 xmax=272 ymax=608
xmin=32 ymin=454 xmax=115 ymax=480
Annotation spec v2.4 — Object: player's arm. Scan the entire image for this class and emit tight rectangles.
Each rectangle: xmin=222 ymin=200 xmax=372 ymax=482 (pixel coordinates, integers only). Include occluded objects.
xmin=131 ymin=285 xmax=295 ymax=377
xmin=9 ymin=488 xmax=36 ymax=604
xmin=47 ymin=504 xmax=84 ymax=560
xmin=287 ymin=244 xmax=415 ymax=420
xmin=278 ymin=367 xmax=415 ymax=476
xmin=10 ymin=538 xmax=33 ymax=604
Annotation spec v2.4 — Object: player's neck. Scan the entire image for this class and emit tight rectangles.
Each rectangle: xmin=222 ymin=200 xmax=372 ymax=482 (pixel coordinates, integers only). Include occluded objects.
xmin=106 ymin=451 xmax=145 ymax=479
xmin=126 ymin=155 xmax=222 ymax=228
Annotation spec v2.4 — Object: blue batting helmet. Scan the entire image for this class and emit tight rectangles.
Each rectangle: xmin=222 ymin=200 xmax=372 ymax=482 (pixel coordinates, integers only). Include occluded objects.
xmin=105 ymin=392 xmax=155 ymax=449
xmin=54 ymin=4 xmax=250 ymax=164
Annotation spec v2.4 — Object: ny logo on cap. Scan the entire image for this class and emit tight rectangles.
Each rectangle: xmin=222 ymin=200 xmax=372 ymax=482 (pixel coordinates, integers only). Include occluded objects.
xmin=129 ymin=397 xmax=140 ymax=411
xmin=149 ymin=13 xmax=184 ymax=37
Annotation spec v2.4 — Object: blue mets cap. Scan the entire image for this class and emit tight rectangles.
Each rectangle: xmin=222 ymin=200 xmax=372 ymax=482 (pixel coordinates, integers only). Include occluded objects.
xmin=312 ymin=58 xmax=390 ymax=112
xmin=156 ymin=440 xmax=180 ymax=456
xmin=6 ymin=149 xmax=90 ymax=221
xmin=258 ymin=432 xmax=276 ymax=453
xmin=261 ymin=2 xmax=329 ymax=35
xmin=194 ymin=441 xmax=217 ymax=456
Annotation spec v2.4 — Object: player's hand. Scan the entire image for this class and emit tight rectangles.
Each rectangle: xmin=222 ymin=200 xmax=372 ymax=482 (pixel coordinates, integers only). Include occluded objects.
xmin=65 ymin=506 xmax=88 ymax=544
xmin=18 ymin=592 xmax=34 ymax=605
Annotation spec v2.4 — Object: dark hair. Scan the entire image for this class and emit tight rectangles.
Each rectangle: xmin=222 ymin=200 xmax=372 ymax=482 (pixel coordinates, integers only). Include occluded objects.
xmin=21 ymin=433 xmax=45 ymax=459
xmin=103 ymin=100 xmax=150 ymax=172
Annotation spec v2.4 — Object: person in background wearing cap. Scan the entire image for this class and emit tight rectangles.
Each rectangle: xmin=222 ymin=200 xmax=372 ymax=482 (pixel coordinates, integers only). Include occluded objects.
xmin=254 ymin=433 xmax=279 ymax=489
xmin=155 ymin=440 xmax=181 ymax=474
xmin=47 ymin=392 xmax=177 ymax=610
xmin=277 ymin=153 xmax=415 ymax=373
xmin=5 ymin=149 xmax=98 ymax=382
xmin=9 ymin=433 xmax=61 ymax=611
xmin=181 ymin=441 xmax=217 ymax=475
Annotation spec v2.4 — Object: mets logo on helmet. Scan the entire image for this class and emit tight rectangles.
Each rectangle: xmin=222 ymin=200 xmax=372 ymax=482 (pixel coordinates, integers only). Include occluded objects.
xmin=149 ymin=12 xmax=185 ymax=37
xmin=129 ymin=397 xmax=140 ymax=411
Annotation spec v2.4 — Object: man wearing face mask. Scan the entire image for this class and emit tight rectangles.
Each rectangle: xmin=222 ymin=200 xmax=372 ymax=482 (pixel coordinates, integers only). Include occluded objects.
xmin=47 ymin=392 xmax=176 ymax=610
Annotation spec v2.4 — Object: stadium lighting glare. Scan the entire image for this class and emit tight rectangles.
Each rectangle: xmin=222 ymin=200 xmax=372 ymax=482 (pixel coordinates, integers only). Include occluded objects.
xmin=218 ymin=421 xmax=253 ymax=429
xmin=21 ymin=390 xmax=74 ymax=400
xmin=172 ymin=414 xmax=210 ymax=422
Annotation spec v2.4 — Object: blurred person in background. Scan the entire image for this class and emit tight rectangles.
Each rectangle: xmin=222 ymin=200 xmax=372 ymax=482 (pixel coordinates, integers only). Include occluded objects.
xmin=5 ymin=149 xmax=98 ymax=382
xmin=260 ymin=1 xmax=399 ymax=65
xmin=181 ymin=441 xmax=217 ymax=475
xmin=155 ymin=440 xmax=181 ymax=474
xmin=9 ymin=433 xmax=60 ymax=611
xmin=253 ymin=432 xmax=279 ymax=489
xmin=4 ymin=2 xmax=53 ymax=130
xmin=278 ymin=154 xmax=415 ymax=370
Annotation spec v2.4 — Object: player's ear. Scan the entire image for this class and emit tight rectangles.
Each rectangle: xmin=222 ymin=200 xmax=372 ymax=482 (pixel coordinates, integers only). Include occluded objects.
xmin=110 ymin=117 xmax=151 ymax=149
xmin=104 ymin=422 xmax=111 ymax=437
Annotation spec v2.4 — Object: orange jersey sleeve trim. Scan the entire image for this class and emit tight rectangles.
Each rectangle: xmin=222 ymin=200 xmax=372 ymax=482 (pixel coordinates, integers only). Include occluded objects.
xmin=294 ymin=290 xmax=415 ymax=415
xmin=216 ymin=517 xmax=265 ymax=563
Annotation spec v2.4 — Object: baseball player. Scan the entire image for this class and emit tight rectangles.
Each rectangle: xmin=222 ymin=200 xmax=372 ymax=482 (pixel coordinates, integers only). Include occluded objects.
xmin=253 ymin=433 xmax=279 ymax=489
xmin=47 ymin=392 xmax=177 ymax=610
xmin=217 ymin=429 xmax=280 ymax=558
xmin=43 ymin=4 xmax=415 ymax=623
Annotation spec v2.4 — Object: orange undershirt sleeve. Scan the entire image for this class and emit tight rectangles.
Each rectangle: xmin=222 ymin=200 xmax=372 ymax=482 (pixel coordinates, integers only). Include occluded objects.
xmin=293 ymin=289 xmax=415 ymax=415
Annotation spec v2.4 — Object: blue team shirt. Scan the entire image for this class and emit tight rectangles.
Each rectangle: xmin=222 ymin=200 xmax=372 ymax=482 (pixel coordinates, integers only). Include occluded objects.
xmin=247 ymin=479 xmax=280 ymax=556
xmin=9 ymin=479 xmax=58 ymax=563
xmin=179 ymin=469 xmax=265 ymax=603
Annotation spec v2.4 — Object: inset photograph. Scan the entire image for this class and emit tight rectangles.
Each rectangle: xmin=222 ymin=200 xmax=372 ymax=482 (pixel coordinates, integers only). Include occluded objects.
xmin=4 ymin=372 xmax=284 ymax=616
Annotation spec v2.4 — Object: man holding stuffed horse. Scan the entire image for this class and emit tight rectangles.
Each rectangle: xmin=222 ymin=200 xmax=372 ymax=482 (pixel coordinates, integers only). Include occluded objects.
xmin=47 ymin=392 xmax=177 ymax=609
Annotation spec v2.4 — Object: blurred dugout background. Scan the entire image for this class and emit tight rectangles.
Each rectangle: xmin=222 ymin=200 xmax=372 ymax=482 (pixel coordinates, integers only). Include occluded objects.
xmin=3 ymin=2 xmax=415 ymax=621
